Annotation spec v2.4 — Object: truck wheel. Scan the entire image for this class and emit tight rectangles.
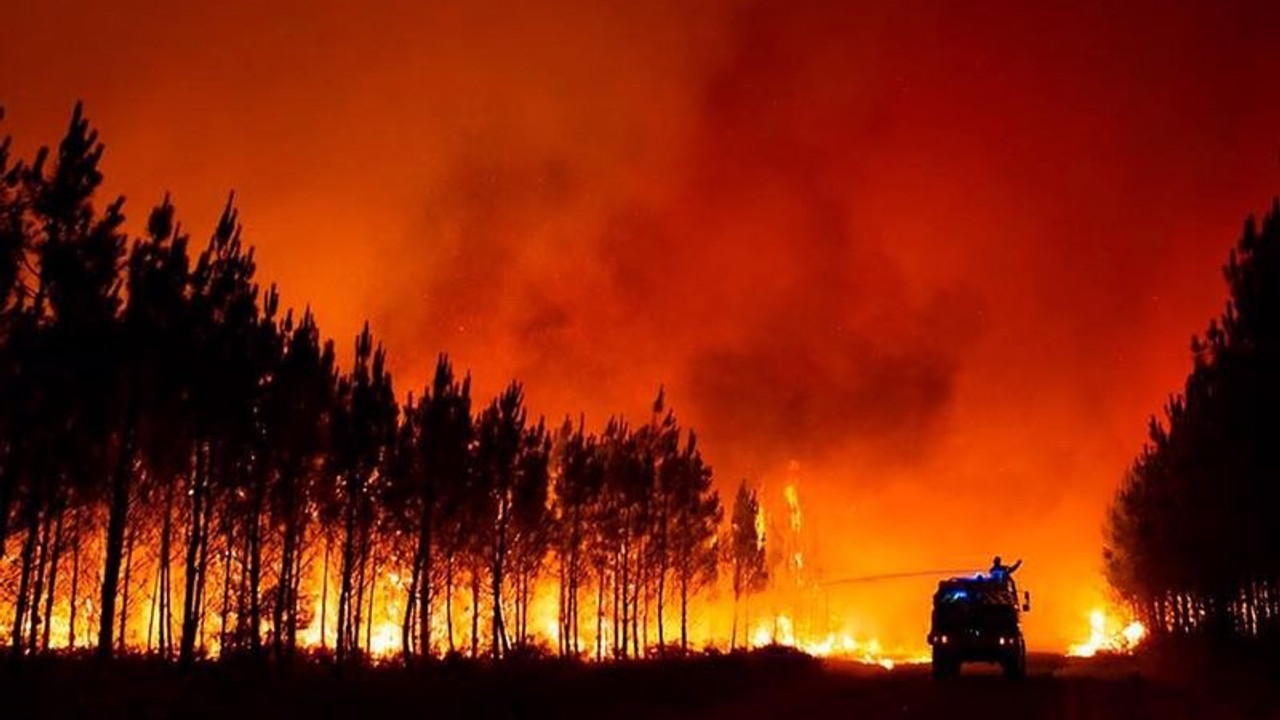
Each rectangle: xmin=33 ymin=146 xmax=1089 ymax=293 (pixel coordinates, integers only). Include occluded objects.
xmin=932 ymin=650 xmax=958 ymax=680
xmin=1002 ymin=650 xmax=1026 ymax=681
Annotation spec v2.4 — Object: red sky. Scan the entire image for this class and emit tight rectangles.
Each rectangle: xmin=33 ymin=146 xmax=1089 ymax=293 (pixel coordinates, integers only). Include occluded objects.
xmin=5 ymin=0 xmax=1280 ymax=649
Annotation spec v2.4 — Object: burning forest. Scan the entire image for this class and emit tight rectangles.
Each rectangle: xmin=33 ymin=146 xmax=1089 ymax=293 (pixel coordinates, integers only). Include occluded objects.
xmin=0 ymin=106 xmax=932 ymax=666
xmin=7 ymin=2 xmax=1280 ymax=716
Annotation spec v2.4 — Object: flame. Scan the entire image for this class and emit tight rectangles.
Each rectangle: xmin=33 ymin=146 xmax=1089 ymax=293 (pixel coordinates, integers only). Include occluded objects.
xmin=754 ymin=501 xmax=767 ymax=552
xmin=0 ymin=471 xmax=1117 ymax=664
xmin=748 ymin=613 xmax=927 ymax=669
xmin=783 ymin=484 xmax=803 ymax=534
xmin=1067 ymin=607 xmax=1146 ymax=657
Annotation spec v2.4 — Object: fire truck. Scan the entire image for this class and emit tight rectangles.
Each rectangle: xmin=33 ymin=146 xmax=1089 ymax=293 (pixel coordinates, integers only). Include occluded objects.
xmin=927 ymin=575 xmax=1030 ymax=680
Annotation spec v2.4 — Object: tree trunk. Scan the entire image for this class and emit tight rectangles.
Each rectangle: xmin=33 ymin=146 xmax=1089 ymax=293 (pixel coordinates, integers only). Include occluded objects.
xmin=288 ymin=526 xmax=304 ymax=655
xmin=445 ymin=554 xmax=455 ymax=654
xmin=612 ymin=552 xmax=621 ymax=658
xmin=402 ymin=544 xmax=421 ymax=661
xmin=148 ymin=569 xmax=160 ymax=652
xmin=680 ymin=571 xmax=689 ymax=653
xmin=68 ymin=516 xmax=81 ymax=649
xmin=0 ymin=447 xmax=15 ymax=563
xmin=469 ymin=568 xmax=480 ymax=658
xmin=219 ymin=519 xmax=233 ymax=653
xmin=570 ymin=548 xmax=580 ymax=655
xmin=99 ymin=423 xmax=135 ymax=659
xmin=320 ymin=532 xmax=331 ymax=649
xmin=10 ymin=503 xmax=38 ymax=656
xmin=364 ymin=547 xmax=377 ymax=655
xmin=159 ymin=482 xmax=173 ymax=658
xmin=731 ymin=591 xmax=739 ymax=651
xmin=179 ymin=442 xmax=207 ymax=667
xmin=118 ymin=520 xmax=137 ymax=654
xmin=247 ymin=472 xmax=264 ymax=657
xmin=632 ymin=553 xmax=642 ymax=658
xmin=274 ymin=493 xmax=296 ymax=661
xmin=561 ymin=530 xmax=573 ymax=657
xmin=195 ymin=456 xmax=215 ymax=654
xmin=417 ymin=522 xmax=432 ymax=659
xmin=656 ymin=556 xmax=666 ymax=652
xmin=490 ymin=513 xmax=508 ymax=659
xmin=336 ymin=486 xmax=357 ymax=663
xmin=27 ymin=503 xmax=53 ymax=652
xmin=596 ymin=565 xmax=606 ymax=661
xmin=351 ymin=524 xmax=369 ymax=656
xmin=557 ymin=562 xmax=567 ymax=657
xmin=40 ymin=506 xmax=64 ymax=652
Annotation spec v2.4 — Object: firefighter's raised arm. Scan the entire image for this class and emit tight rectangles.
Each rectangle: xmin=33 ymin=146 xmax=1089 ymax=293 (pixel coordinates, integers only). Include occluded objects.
xmin=1008 ymin=559 xmax=1023 ymax=574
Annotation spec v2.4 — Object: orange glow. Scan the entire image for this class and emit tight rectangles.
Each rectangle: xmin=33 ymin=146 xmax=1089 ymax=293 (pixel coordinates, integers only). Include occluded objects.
xmin=6 ymin=0 xmax=1280 ymax=657
xmin=1067 ymin=607 xmax=1147 ymax=658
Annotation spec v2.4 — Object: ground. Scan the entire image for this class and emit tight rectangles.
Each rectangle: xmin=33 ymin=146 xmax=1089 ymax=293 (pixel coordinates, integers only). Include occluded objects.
xmin=1 ymin=650 xmax=1277 ymax=719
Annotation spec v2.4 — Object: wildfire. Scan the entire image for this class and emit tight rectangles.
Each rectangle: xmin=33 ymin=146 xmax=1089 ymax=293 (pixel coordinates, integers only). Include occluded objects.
xmin=0 ymin=465 xmax=1109 ymax=665
xmin=1067 ymin=607 xmax=1146 ymax=657
xmin=783 ymin=484 xmax=803 ymax=534
xmin=748 ymin=613 xmax=926 ymax=669
xmin=754 ymin=501 xmax=767 ymax=551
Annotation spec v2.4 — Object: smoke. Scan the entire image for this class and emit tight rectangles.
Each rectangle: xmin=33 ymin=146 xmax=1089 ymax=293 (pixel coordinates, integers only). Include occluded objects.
xmin=10 ymin=0 xmax=1280 ymax=649
xmin=396 ymin=0 xmax=984 ymax=474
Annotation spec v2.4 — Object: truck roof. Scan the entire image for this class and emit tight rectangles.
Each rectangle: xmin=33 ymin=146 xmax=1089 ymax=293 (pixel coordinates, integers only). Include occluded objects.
xmin=934 ymin=575 xmax=1018 ymax=606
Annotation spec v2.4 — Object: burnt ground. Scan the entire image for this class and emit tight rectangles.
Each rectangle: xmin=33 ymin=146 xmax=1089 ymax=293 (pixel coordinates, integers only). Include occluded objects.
xmin=1 ymin=649 xmax=1277 ymax=720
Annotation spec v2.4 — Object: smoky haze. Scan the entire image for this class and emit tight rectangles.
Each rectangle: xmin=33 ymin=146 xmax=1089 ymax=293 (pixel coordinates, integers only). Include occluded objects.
xmin=6 ymin=0 xmax=1280 ymax=648
xmin=405 ymin=0 xmax=984 ymax=473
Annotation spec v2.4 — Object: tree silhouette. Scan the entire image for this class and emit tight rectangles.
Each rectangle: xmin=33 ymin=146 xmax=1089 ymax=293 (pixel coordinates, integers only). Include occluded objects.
xmin=0 ymin=104 xmax=739 ymax=667
xmin=266 ymin=309 xmax=337 ymax=660
xmin=728 ymin=480 xmax=767 ymax=650
xmin=552 ymin=417 xmax=604 ymax=657
xmin=508 ymin=414 xmax=550 ymax=650
xmin=1106 ymin=200 xmax=1280 ymax=644
xmin=396 ymin=355 xmax=472 ymax=660
xmin=331 ymin=323 xmax=397 ymax=662
xmin=123 ymin=195 xmax=194 ymax=659
xmin=4 ymin=102 xmax=127 ymax=659
xmin=665 ymin=431 xmax=721 ymax=653
xmin=0 ymin=106 xmax=24 ymax=566
xmin=473 ymin=382 xmax=532 ymax=657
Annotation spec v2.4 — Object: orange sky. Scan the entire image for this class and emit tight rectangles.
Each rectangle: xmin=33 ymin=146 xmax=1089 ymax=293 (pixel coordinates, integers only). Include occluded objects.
xmin=5 ymin=0 xmax=1280 ymax=650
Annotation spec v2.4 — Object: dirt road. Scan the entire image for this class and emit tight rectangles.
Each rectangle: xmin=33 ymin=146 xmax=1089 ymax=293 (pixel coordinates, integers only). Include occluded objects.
xmin=694 ymin=655 xmax=1279 ymax=720
xmin=4 ymin=652 xmax=1277 ymax=720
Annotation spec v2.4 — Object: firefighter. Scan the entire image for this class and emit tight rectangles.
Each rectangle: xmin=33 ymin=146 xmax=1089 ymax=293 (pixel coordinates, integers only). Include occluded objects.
xmin=989 ymin=556 xmax=1022 ymax=582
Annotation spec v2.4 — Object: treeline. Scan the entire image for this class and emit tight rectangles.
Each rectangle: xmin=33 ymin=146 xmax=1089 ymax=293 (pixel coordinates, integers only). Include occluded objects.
xmin=0 ymin=105 xmax=770 ymax=664
xmin=1106 ymin=200 xmax=1280 ymax=644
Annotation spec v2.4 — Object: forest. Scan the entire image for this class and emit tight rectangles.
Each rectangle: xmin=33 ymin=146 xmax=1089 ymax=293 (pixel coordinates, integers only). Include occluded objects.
xmin=1106 ymin=197 xmax=1280 ymax=646
xmin=0 ymin=105 xmax=772 ymax=665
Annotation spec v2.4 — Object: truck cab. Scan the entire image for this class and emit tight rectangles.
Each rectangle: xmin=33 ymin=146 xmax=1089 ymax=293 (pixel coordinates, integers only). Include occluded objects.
xmin=927 ymin=575 xmax=1029 ymax=680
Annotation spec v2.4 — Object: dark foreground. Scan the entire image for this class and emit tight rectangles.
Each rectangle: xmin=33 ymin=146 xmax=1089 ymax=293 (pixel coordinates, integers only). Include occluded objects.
xmin=1 ymin=650 xmax=1277 ymax=720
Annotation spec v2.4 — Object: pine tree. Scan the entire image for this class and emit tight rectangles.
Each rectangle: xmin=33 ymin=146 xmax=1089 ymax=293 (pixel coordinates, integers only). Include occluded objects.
xmin=508 ymin=416 xmax=550 ymax=649
xmin=123 ymin=195 xmax=195 ymax=660
xmin=0 ymin=105 xmax=29 ymax=563
xmin=552 ymin=417 xmax=604 ymax=657
xmin=400 ymin=355 xmax=472 ymax=659
xmin=14 ymin=103 xmax=126 ymax=659
xmin=474 ymin=383 xmax=528 ymax=658
xmin=1106 ymin=201 xmax=1280 ymax=641
xmin=331 ymin=323 xmax=397 ymax=662
xmin=729 ymin=480 xmax=767 ymax=650
xmin=666 ymin=432 xmax=721 ymax=653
